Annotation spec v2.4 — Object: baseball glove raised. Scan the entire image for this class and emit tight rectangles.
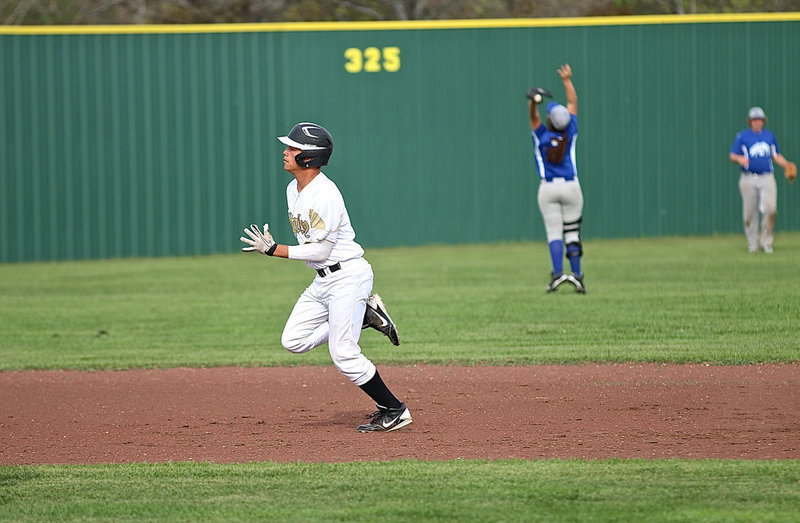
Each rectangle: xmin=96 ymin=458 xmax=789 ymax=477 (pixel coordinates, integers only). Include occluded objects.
xmin=526 ymin=86 xmax=553 ymax=104
xmin=785 ymin=162 xmax=797 ymax=183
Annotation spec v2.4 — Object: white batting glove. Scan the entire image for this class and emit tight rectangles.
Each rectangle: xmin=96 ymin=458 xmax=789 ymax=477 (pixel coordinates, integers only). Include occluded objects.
xmin=240 ymin=223 xmax=277 ymax=256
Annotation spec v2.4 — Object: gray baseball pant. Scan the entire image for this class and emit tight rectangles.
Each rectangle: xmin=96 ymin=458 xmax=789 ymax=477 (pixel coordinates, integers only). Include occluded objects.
xmin=537 ymin=178 xmax=584 ymax=242
xmin=738 ymin=172 xmax=777 ymax=251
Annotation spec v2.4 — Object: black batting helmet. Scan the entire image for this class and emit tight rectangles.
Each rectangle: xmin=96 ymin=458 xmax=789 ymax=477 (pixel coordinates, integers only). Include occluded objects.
xmin=278 ymin=122 xmax=334 ymax=167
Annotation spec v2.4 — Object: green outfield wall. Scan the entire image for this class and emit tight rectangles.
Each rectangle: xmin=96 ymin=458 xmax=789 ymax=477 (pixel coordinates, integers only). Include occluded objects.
xmin=2 ymin=14 xmax=799 ymax=262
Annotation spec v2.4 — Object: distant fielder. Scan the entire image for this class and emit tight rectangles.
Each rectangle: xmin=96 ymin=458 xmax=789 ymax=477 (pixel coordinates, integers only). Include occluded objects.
xmin=240 ymin=122 xmax=412 ymax=433
xmin=526 ymin=64 xmax=585 ymax=293
xmin=729 ymin=106 xmax=797 ymax=253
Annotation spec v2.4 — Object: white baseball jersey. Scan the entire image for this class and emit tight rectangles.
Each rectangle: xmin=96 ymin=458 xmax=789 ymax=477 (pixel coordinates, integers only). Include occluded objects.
xmin=285 ymin=172 xmax=364 ymax=270
xmin=281 ymin=171 xmax=376 ymax=386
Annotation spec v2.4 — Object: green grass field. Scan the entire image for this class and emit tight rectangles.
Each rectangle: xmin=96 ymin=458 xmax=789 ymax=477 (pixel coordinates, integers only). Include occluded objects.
xmin=2 ymin=233 xmax=799 ymax=521
xmin=2 ymin=460 xmax=799 ymax=522
xmin=1 ymin=233 xmax=799 ymax=370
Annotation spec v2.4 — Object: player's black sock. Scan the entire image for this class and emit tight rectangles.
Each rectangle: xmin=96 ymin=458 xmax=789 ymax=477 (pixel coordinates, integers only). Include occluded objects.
xmin=359 ymin=370 xmax=403 ymax=409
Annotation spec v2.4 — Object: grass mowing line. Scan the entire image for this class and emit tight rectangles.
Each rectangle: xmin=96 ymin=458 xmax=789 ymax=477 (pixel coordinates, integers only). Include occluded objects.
xmin=1 ymin=460 xmax=799 ymax=521
xmin=1 ymin=233 xmax=799 ymax=370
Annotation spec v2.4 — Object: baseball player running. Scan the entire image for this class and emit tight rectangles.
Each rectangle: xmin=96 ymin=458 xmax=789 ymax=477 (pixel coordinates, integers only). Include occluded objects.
xmin=527 ymin=64 xmax=586 ymax=293
xmin=729 ymin=106 xmax=797 ymax=253
xmin=240 ymin=122 xmax=411 ymax=433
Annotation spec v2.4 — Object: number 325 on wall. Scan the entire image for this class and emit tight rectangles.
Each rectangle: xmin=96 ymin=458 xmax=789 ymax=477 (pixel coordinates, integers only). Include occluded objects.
xmin=344 ymin=47 xmax=400 ymax=73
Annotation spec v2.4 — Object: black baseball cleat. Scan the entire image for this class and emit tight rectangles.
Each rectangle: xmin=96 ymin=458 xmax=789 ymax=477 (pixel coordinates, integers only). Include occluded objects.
xmin=362 ymin=294 xmax=400 ymax=346
xmin=356 ymin=403 xmax=413 ymax=432
xmin=546 ymin=272 xmax=569 ymax=293
xmin=568 ymin=273 xmax=587 ymax=294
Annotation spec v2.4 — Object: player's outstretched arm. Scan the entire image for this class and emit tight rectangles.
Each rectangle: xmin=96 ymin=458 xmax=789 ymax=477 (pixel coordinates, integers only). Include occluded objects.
xmin=287 ymin=241 xmax=333 ymax=262
xmin=270 ymin=245 xmax=289 ymax=258
xmin=528 ymin=99 xmax=541 ymax=130
xmin=559 ymin=64 xmax=577 ymax=115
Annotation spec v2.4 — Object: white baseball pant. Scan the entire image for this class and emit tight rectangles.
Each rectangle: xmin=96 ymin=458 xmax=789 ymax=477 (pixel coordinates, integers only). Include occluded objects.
xmin=280 ymin=257 xmax=376 ymax=386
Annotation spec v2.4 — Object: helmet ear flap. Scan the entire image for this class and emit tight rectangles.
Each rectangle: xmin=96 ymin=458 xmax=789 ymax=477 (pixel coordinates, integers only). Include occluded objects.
xmin=294 ymin=149 xmax=330 ymax=168
xmin=295 ymin=151 xmax=308 ymax=168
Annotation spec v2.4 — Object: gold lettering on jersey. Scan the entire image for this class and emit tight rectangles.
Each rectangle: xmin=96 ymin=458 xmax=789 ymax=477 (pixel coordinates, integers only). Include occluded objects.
xmin=289 ymin=209 xmax=326 ymax=238
xmin=288 ymin=213 xmax=310 ymax=238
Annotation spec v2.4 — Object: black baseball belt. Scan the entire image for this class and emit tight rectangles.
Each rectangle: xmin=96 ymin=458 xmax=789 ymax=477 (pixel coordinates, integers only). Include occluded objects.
xmin=316 ymin=262 xmax=342 ymax=277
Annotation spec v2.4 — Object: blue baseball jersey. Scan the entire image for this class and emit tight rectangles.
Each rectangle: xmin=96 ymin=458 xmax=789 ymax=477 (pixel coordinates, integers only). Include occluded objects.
xmin=730 ymin=128 xmax=780 ymax=174
xmin=531 ymin=115 xmax=578 ymax=181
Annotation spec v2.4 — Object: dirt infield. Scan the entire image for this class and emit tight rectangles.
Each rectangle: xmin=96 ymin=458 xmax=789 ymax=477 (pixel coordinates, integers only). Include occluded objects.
xmin=1 ymin=364 xmax=798 ymax=465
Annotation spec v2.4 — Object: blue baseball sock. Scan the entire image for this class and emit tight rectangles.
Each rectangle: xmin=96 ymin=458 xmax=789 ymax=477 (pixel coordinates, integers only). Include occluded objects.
xmin=548 ymin=240 xmax=564 ymax=274
xmin=567 ymin=244 xmax=582 ymax=275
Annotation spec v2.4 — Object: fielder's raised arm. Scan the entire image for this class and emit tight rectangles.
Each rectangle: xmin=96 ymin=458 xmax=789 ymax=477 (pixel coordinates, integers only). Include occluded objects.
xmin=559 ymin=64 xmax=577 ymax=115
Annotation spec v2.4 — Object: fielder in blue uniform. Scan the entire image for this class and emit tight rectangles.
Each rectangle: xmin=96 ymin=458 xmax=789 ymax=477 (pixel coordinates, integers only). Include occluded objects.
xmin=528 ymin=64 xmax=585 ymax=293
xmin=729 ymin=107 xmax=796 ymax=253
